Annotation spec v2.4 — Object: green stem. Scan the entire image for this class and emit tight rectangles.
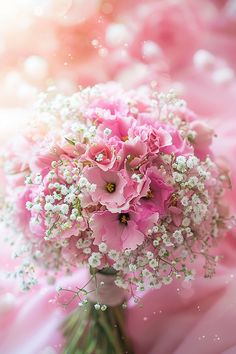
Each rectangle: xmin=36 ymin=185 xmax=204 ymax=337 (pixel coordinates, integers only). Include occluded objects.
xmin=62 ymin=303 xmax=135 ymax=354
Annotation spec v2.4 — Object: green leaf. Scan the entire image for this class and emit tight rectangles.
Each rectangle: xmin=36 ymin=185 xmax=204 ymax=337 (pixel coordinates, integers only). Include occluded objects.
xmin=65 ymin=137 xmax=76 ymax=146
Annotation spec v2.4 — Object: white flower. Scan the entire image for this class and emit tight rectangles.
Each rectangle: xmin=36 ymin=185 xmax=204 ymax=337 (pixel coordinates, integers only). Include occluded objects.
xmin=79 ymin=177 xmax=88 ymax=188
xmin=188 ymin=176 xmax=199 ymax=188
xmin=95 ymin=153 xmax=104 ymax=162
xmin=173 ymin=172 xmax=183 ymax=182
xmin=173 ymin=230 xmax=184 ymax=244
xmin=51 ymin=161 xmax=57 ymax=168
xmin=158 ymin=248 xmax=167 ymax=257
xmin=182 ymin=217 xmax=190 ymax=227
xmin=87 ymin=183 xmax=96 ymax=192
xmin=176 ymin=156 xmax=187 ymax=172
xmin=104 ymin=128 xmax=112 ymax=135
xmin=34 ymin=174 xmax=42 ymax=184
xmin=181 ymin=196 xmax=189 ymax=206
xmin=60 ymin=204 xmax=69 ymax=215
xmin=108 ymin=250 xmax=119 ymax=261
xmin=88 ymin=254 xmax=101 ymax=267
xmin=94 ymin=303 xmax=101 ymax=310
xmin=83 ymin=247 xmax=91 ymax=254
xmin=44 ymin=203 xmax=53 ymax=211
xmin=149 ymin=259 xmax=159 ymax=269
xmin=45 ymin=195 xmax=55 ymax=203
xmin=98 ymin=242 xmax=107 ymax=253
xmin=153 ymin=239 xmax=160 ymax=247
xmin=142 ymin=269 xmax=151 ymax=277
xmin=101 ymin=304 xmax=107 ymax=311
xmin=25 ymin=176 xmax=32 ymax=185
xmin=146 ymin=251 xmax=154 ymax=260
xmin=129 ymin=264 xmax=137 ymax=272
xmin=131 ymin=174 xmax=142 ymax=183
xmin=152 ymin=225 xmax=159 ymax=233
xmin=162 ymin=276 xmax=173 ymax=285
xmin=61 ymin=186 xmax=68 ymax=195
xmin=187 ymin=155 xmax=199 ymax=169
xmin=32 ymin=204 xmax=42 ymax=213
xmin=26 ymin=202 xmax=33 ymax=210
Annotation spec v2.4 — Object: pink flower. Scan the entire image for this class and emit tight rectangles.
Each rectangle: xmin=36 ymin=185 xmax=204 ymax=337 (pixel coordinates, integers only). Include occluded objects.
xmin=121 ymin=137 xmax=148 ymax=169
xmin=162 ymin=128 xmax=193 ymax=156
xmin=84 ymin=166 xmax=128 ymax=212
xmin=88 ymin=97 xmax=129 ymax=123
xmin=97 ymin=115 xmax=135 ymax=142
xmin=190 ymin=121 xmax=214 ymax=159
xmin=84 ymin=143 xmax=116 ymax=171
xmin=29 ymin=141 xmax=64 ymax=173
xmin=138 ymin=166 xmax=174 ymax=217
xmin=129 ymin=125 xmax=172 ymax=153
xmin=90 ymin=210 xmax=158 ymax=251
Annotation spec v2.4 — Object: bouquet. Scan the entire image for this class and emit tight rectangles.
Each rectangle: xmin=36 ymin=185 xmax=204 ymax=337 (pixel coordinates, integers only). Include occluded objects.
xmin=2 ymin=83 xmax=231 ymax=353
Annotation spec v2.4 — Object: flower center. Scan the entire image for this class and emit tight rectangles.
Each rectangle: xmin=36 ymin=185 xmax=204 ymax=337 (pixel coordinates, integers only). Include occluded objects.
xmin=121 ymin=136 xmax=129 ymax=142
xmin=119 ymin=213 xmax=130 ymax=225
xmin=145 ymin=189 xmax=153 ymax=199
xmin=170 ymin=193 xmax=178 ymax=206
xmin=106 ymin=182 xmax=116 ymax=193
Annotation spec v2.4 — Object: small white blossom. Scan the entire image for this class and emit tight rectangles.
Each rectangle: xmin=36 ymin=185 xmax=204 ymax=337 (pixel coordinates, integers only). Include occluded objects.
xmin=153 ymin=239 xmax=160 ymax=247
xmin=182 ymin=217 xmax=190 ymax=227
xmin=95 ymin=153 xmax=104 ymax=162
xmin=44 ymin=203 xmax=53 ymax=211
xmin=26 ymin=202 xmax=33 ymax=210
xmin=98 ymin=242 xmax=107 ymax=253
xmin=34 ymin=174 xmax=42 ymax=184
xmin=83 ymin=247 xmax=91 ymax=254
xmin=94 ymin=303 xmax=101 ymax=310
xmin=173 ymin=172 xmax=183 ymax=183
xmin=104 ymin=128 xmax=112 ymax=135
xmin=129 ymin=264 xmax=137 ymax=272
xmin=181 ymin=196 xmax=189 ymax=206
xmin=60 ymin=204 xmax=69 ymax=215
xmin=149 ymin=259 xmax=159 ymax=269
xmin=108 ymin=250 xmax=119 ymax=261
xmin=131 ymin=174 xmax=142 ymax=183
xmin=187 ymin=155 xmax=199 ymax=169
xmin=162 ymin=276 xmax=173 ymax=285
xmin=79 ymin=177 xmax=88 ymax=188
xmin=146 ymin=251 xmax=154 ymax=260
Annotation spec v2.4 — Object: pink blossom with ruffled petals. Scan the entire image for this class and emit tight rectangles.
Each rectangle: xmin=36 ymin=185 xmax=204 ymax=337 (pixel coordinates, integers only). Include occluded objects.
xmin=97 ymin=115 xmax=135 ymax=142
xmin=190 ymin=121 xmax=214 ymax=159
xmin=129 ymin=125 xmax=172 ymax=154
xmin=138 ymin=166 xmax=174 ymax=217
xmin=29 ymin=141 xmax=64 ymax=173
xmin=90 ymin=210 xmax=157 ymax=251
xmin=85 ymin=143 xmax=116 ymax=171
xmin=84 ymin=166 xmax=127 ymax=212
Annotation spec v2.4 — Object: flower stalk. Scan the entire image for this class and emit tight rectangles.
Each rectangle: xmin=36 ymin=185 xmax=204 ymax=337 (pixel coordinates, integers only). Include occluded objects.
xmin=61 ymin=268 xmax=134 ymax=354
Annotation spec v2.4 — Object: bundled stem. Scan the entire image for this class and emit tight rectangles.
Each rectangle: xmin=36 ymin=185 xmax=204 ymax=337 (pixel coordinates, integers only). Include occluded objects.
xmin=62 ymin=302 xmax=134 ymax=354
xmin=61 ymin=268 xmax=134 ymax=354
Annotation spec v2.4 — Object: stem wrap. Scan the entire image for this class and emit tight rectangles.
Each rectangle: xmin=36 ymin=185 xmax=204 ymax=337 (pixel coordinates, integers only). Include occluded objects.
xmin=87 ymin=272 xmax=125 ymax=307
